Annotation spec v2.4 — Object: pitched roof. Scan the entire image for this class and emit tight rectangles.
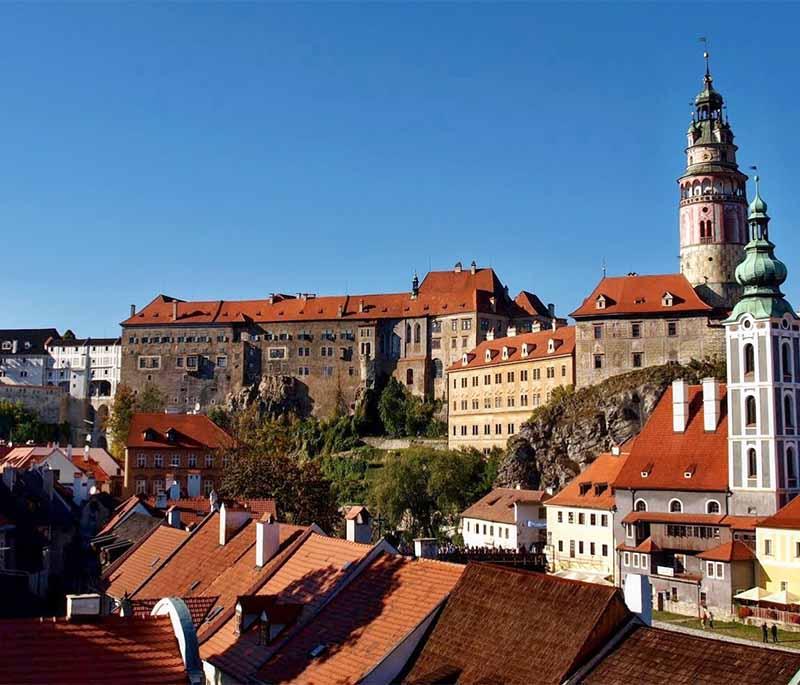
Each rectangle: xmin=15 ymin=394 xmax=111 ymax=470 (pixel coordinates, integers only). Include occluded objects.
xmin=0 ymin=328 xmax=60 ymax=356
xmin=449 ymin=326 xmax=575 ymax=371
xmin=126 ymin=413 xmax=234 ymax=450
xmin=121 ymin=269 xmax=545 ymax=327
xmin=0 ymin=446 xmax=117 ymax=483
xmin=570 ymin=273 xmax=712 ymax=319
xmin=581 ymin=624 xmax=800 ymax=685
xmin=200 ymin=533 xmax=373 ymax=681
xmin=697 ymin=541 xmax=756 ymax=562
xmin=461 ymin=488 xmax=549 ymax=524
xmin=546 ymin=451 xmax=630 ymax=511
xmin=405 ymin=564 xmax=631 ymax=685
xmin=97 ymin=495 xmax=155 ymax=537
xmin=758 ymin=494 xmax=800 ymax=530
xmin=613 ymin=385 xmax=728 ymax=492
xmin=103 ymin=524 xmax=190 ymax=599
xmin=0 ymin=614 xmax=187 ymax=684
xmin=622 ymin=511 xmax=726 ymax=526
xmin=257 ymin=553 xmax=464 ymax=684
xmin=129 ymin=596 xmax=219 ymax=627
xmin=514 ymin=290 xmax=551 ymax=317
xmin=143 ymin=496 xmax=277 ymax=528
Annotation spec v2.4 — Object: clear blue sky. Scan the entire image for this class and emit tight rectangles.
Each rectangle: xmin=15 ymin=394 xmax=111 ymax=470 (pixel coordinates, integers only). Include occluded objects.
xmin=2 ymin=3 xmax=799 ymax=336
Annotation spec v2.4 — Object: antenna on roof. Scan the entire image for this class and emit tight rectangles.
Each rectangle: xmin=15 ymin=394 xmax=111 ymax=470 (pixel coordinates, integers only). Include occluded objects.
xmin=602 ymin=257 xmax=607 ymax=278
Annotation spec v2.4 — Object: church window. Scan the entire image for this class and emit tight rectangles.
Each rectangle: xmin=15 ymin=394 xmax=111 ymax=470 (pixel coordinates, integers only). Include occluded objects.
xmin=745 ymin=396 xmax=757 ymax=427
xmin=405 ymin=324 xmax=411 ymax=344
xmin=783 ymin=342 xmax=793 ymax=381
xmin=744 ymin=344 xmax=755 ymax=379
xmin=748 ymin=448 xmax=758 ymax=480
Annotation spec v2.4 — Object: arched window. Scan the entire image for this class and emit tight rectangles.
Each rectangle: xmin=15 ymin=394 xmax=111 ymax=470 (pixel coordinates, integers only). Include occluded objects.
xmin=747 ymin=448 xmax=758 ymax=479
xmin=634 ymin=499 xmax=647 ymax=512
xmin=406 ymin=368 xmax=414 ymax=386
xmin=783 ymin=343 xmax=793 ymax=381
xmin=788 ymin=447 xmax=797 ymax=487
xmin=743 ymin=343 xmax=755 ymax=378
xmin=669 ymin=499 xmax=683 ymax=513
xmin=706 ymin=500 xmax=721 ymax=514
xmin=433 ymin=359 xmax=443 ymax=379
xmin=745 ymin=395 xmax=757 ymax=427
xmin=405 ymin=324 xmax=411 ymax=344
xmin=785 ymin=394 xmax=795 ymax=430
xmin=414 ymin=323 xmax=421 ymax=344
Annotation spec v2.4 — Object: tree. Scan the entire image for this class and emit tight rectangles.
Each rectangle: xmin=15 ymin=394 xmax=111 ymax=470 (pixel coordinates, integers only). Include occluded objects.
xmin=378 ymin=378 xmax=408 ymax=437
xmin=106 ymin=383 xmax=168 ymax=458
xmin=136 ymin=383 xmax=167 ymax=413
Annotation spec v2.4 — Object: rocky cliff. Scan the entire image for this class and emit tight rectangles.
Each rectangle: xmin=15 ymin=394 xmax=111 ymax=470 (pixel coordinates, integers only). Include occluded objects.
xmin=495 ymin=359 xmax=725 ymax=491
xmin=226 ymin=375 xmax=306 ymax=417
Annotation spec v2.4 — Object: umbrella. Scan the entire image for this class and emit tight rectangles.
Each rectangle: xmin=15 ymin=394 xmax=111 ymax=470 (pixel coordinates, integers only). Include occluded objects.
xmin=734 ymin=587 xmax=770 ymax=601
xmin=761 ymin=589 xmax=800 ymax=605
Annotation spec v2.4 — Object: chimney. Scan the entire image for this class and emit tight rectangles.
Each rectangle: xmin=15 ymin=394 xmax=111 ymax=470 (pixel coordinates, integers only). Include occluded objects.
xmin=73 ymin=472 xmax=86 ymax=506
xmin=548 ymin=303 xmax=555 ymax=318
xmin=552 ymin=319 xmax=557 ymax=331
xmin=2 ymin=467 xmax=16 ymax=490
xmin=219 ymin=503 xmax=252 ymax=546
xmin=454 ymin=261 xmax=462 ymax=273
xmin=166 ymin=506 xmax=182 ymax=529
xmin=337 ymin=304 xmax=344 ymax=318
xmin=672 ymin=379 xmax=689 ymax=433
xmin=470 ymin=260 xmax=477 ymax=275
xmin=486 ymin=329 xmax=495 ymax=342
xmin=255 ymin=513 xmax=280 ymax=567
xmin=623 ymin=573 xmax=652 ymax=626
xmin=155 ymin=491 xmax=168 ymax=509
xmin=413 ymin=537 xmax=438 ymax=559
xmin=66 ymin=594 xmax=102 ymax=620
xmin=42 ymin=468 xmax=55 ymax=501
xmin=172 ymin=301 xmax=178 ymax=321
xmin=345 ymin=507 xmax=372 ymax=544
xmin=66 ymin=444 xmax=73 ymax=460
xmin=358 ymin=299 xmax=365 ymax=313
xmin=119 ymin=593 xmax=133 ymax=617
xmin=702 ymin=377 xmax=720 ymax=431
xmin=83 ymin=444 xmax=90 ymax=463
xmin=168 ymin=479 xmax=180 ymax=500
xmin=507 ymin=325 xmax=517 ymax=338
xmin=130 ymin=304 xmax=136 ymax=317
xmin=209 ymin=489 xmax=219 ymax=512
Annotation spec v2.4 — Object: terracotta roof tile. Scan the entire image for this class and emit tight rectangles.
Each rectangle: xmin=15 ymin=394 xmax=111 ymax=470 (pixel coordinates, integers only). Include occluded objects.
xmin=97 ymin=496 xmax=155 ymax=537
xmin=461 ymin=488 xmax=549 ymax=525
xmin=546 ymin=451 xmax=630 ymax=510
xmin=449 ymin=326 xmax=574 ymax=371
xmin=758 ymin=495 xmax=800 ymax=530
xmin=258 ymin=553 xmax=464 ymax=684
xmin=405 ymin=564 xmax=631 ymax=685
xmin=581 ymin=624 xmax=800 ymax=685
xmin=103 ymin=525 xmax=189 ymax=599
xmin=622 ymin=511 xmax=725 ymax=526
xmin=614 ymin=385 xmax=728 ymax=492
xmin=129 ymin=596 xmax=219 ymax=627
xmin=697 ymin=541 xmax=755 ymax=562
xmin=570 ymin=273 xmax=712 ymax=319
xmin=127 ymin=413 xmax=234 ymax=450
xmin=0 ymin=614 xmax=187 ymax=684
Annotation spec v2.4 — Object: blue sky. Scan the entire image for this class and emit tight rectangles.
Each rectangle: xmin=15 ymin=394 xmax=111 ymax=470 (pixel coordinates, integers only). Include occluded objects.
xmin=2 ymin=3 xmax=799 ymax=336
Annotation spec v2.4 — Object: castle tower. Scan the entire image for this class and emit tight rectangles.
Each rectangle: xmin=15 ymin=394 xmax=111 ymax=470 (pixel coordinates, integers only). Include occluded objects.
xmin=725 ymin=177 xmax=800 ymax=516
xmin=678 ymin=52 xmax=748 ymax=310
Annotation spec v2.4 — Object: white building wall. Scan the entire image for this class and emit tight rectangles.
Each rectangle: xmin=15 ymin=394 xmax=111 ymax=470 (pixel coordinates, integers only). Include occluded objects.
xmin=545 ymin=504 xmax=616 ymax=580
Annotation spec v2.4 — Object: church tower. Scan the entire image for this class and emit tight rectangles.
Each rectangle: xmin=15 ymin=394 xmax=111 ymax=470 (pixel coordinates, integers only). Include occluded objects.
xmin=725 ymin=178 xmax=800 ymax=516
xmin=678 ymin=53 xmax=748 ymax=310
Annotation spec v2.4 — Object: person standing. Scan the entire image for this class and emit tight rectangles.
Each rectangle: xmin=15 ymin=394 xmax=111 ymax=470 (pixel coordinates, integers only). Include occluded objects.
xmin=762 ymin=623 xmax=769 ymax=642
xmin=708 ymin=611 xmax=714 ymax=629
xmin=772 ymin=623 xmax=779 ymax=643
xmin=701 ymin=613 xmax=707 ymax=629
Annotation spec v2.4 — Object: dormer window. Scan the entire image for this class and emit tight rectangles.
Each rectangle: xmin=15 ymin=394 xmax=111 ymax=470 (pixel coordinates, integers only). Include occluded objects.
xmin=485 ymin=349 xmax=492 ymax=362
xmin=579 ymin=482 xmax=591 ymax=496
xmin=594 ymin=483 xmax=608 ymax=496
xmin=640 ymin=462 xmax=654 ymax=478
xmin=1 ymin=342 xmax=10 ymax=351
xmin=462 ymin=354 xmax=469 ymax=367
xmin=684 ymin=463 xmax=697 ymax=479
xmin=502 ymin=346 xmax=509 ymax=360
xmin=595 ymin=295 xmax=607 ymax=310
xmin=521 ymin=343 xmax=529 ymax=358
xmin=547 ymin=339 xmax=555 ymax=354
xmin=165 ymin=428 xmax=178 ymax=443
xmin=142 ymin=428 xmax=158 ymax=442
xmin=662 ymin=292 xmax=675 ymax=307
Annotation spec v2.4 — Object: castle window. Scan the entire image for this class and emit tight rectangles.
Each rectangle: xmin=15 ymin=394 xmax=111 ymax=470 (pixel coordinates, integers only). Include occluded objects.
xmin=594 ymin=354 xmax=603 ymax=370
xmin=785 ymin=395 xmax=795 ymax=430
xmin=414 ymin=324 xmax=421 ymax=344
xmin=405 ymin=324 xmax=411 ymax=344
xmin=631 ymin=322 xmax=641 ymax=338
xmin=669 ymin=498 xmax=684 ymax=513
xmin=593 ymin=325 xmax=603 ymax=340
xmin=634 ymin=499 xmax=647 ymax=512
xmin=706 ymin=500 xmax=721 ymax=514
xmin=406 ymin=369 xmax=414 ymax=386
xmin=632 ymin=352 xmax=643 ymax=368
xmin=433 ymin=359 xmax=443 ymax=378
xmin=745 ymin=395 xmax=757 ymax=427
xmin=783 ymin=342 xmax=793 ymax=381
xmin=744 ymin=343 xmax=755 ymax=378
xmin=788 ymin=447 xmax=797 ymax=488
xmin=747 ymin=448 xmax=758 ymax=479
xmin=667 ymin=321 xmax=678 ymax=336
xmin=595 ymin=296 xmax=606 ymax=310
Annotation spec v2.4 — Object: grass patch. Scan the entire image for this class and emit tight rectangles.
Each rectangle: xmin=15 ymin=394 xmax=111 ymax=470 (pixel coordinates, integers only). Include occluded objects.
xmin=653 ymin=611 xmax=800 ymax=649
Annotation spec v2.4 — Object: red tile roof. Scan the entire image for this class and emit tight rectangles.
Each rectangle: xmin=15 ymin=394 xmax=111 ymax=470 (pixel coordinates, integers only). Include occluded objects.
xmin=127 ymin=413 xmax=234 ymax=450
xmin=613 ymin=385 xmax=728 ymax=492
xmin=129 ymin=596 xmax=219 ymax=627
xmin=570 ymin=273 xmax=712 ymax=319
xmin=722 ymin=515 xmax=765 ymax=531
xmin=697 ymin=541 xmax=756 ymax=562
xmin=405 ymin=564 xmax=632 ymax=685
xmin=449 ymin=326 xmax=574 ymax=371
xmin=546 ymin=451 xmax=630 ymax=511
xmin=97 ymin=495 xmax=154 ymax=537
xmin=0 ymin=614 xmax=188 ymax=684
xmin=200 ymin=533 xmax=373 ymax=681
xmin=122 ymin=269 xmax=543 ymax=327
xmin=103 ymin=525 xmax=190 ymax=599
xmin=257 ymin=553 xmax=464 ymax=684
xmin=142 ymin=497 xmax=277 ymax=528
xmin=622 ymin=511 xmax=726 ymax=526
xmin=758 ymin=495 xmax=800 ymax=530
xmin=581 ymin=624 xmax=800 ymax=685
xmin=514 ymin=290 xmax=551 ymax=318
xmin=461 ymin=488 xmax=549 ymax=524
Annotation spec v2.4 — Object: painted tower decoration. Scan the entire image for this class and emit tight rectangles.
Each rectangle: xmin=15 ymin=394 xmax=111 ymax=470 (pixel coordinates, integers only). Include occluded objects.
xmin=725 ymin=177 xmax=800 ymax=516
xmin=678 ymin=53 xmax=748 ymax=310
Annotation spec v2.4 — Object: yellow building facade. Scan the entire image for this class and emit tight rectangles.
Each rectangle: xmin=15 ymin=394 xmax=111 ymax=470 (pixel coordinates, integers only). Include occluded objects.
xmin=755 ymin=497 xmax=800 ymax=594
xmin=447 ymin=326 xmax=575 ymax=452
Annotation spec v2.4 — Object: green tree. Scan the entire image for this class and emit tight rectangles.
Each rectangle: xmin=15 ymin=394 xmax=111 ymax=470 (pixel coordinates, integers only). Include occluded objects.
xmin=106 ymin=383 xmax=168 ymax=458
xmin=378 ymin=378 xmax=408 ymax=437
xmin=136 ymin=383 xmax=167 ymax=413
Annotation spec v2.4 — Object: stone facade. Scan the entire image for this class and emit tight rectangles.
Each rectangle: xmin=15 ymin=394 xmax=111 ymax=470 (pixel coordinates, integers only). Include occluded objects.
xmin=120 ymin=267 xmax=558 ymax=418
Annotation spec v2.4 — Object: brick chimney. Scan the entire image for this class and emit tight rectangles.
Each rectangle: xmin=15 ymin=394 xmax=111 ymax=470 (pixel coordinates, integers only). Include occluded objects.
xmin=172 ymin=301 xmax=178 ymax=321
xmin=219 ymin=503 xmax=251 ymax=546
xmin=358 ymin=299 xmax=365 ymax=313
xmin=702 ymin=377 xmax=720 ymax=431
xmin=130 ymin=304 xmax=136 ymax=317
xmin=672 ymin=379 xmax=689 ymax=433
xmin=166 ymin=506 xmax=182 ymax=529
xmin=255 ymin=513 xmax=280 ymax=567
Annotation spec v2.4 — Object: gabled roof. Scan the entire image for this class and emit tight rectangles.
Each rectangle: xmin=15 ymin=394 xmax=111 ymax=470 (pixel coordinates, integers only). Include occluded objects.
xmin=129 ymin=596 xmax=219 ymax=627
xmin=570 ymin=273 xmax=712 ymax=319
xmin=514 ymin=290 xmax=551 ymax=317
xmin=614 ymin=385 xmax=728 ymax=492
xmin=121 ymin=269 xmax=548 ymax=327
xmin=758 ymin=494 xmax=800 ymax=530
xmin=200 ymin=532 xmax=374 ymax=681
xmin=581 ymin=623 xmax=800 ymax=685
xmin=546 ymin=451 xmax=630 ymax=511
xmin=405 ymin=563 xmax=632 ymax=685
xmin=449 ymin=326 xmax=575 ymax=371
xmin=257 ymin=553 xmax=464 ymax=684
xmin=0 ymin=328 xmax=60 ymax=356
xmin=0 ymin=614 xmax=187 ymax=684
xmin=461 ymin=488 xmax=549 ymax=524
xmin=96 ymin=495 xmax=156 ymax=538
xmin=103 ymin=524 xmax=190 ymax=599
xmin=126 ymin=413 xmax=234 ymax=450
xmin=697 ymin=541 xmax=755 ymax=562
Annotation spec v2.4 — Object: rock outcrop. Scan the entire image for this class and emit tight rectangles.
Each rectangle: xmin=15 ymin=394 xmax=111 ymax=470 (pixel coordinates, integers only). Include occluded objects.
xmin=226 ymin=375 xmax=305 ymax=417
xmin=495 ymin=360 xmax=725 ymax=491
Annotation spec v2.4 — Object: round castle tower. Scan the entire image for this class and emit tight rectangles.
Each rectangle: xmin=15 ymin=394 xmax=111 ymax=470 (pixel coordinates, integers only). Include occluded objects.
xmin=678 ymin=53 xmax=747 ymax=310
